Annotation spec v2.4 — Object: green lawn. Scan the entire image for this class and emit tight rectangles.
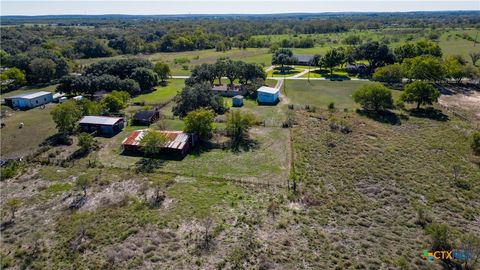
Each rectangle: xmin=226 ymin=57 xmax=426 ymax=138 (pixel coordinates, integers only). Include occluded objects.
xmin=131 ymin=79 xmax=184 ymax=105
xmin=267 ymin=66 xmax=304 ymax=77
xmin=282 ymin=80 xmax=402 ymax=110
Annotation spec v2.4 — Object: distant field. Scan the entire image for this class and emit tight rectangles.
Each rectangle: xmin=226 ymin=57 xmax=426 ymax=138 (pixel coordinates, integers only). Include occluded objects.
xmin=282 ymin=80 xmax=402 ymax=110
xmin=131 ymin=79 xmax=184 ymax=105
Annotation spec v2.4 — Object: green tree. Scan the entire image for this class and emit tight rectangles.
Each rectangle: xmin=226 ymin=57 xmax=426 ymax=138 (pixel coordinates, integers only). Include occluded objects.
xmin=272 ymin=48 xmax=295 ymax=73
xmin=444 ymin=56 xmax=465 ymax=82
xmin=354 ymin=42 xmax=395 ymax=69
xmin=51 ymin=100 xmax=82 ymax=135
xmin=372 ymin=64 xmax=402 ymax=83
xmin=401 ymin=81 xmax=440 ymax=109
xmin=153 ymin=62 xmax=171 ymax=82
xmin=323 ymin=48 xmax=344 ymax=75
xmin=0 ymin=67 xmax=26 ymax=91
xmin=183 ymin=108 xmax=215 ymax=141
xmin=172 ymin=82 xmax=226 ymax=117
xmin=101 ymin=94 xmax=126 ymax=114
xmin=77 ymin=133 xmax=94 ymax=153
xmin=130 ymin=67 xmax=158 ymax=91
xmin=352 ymin=82 xmax=394 ymax=112
xmin=110 ymin=90 xmax=131 ymax=103
xmin=5 ymin=198 xmax=22 ymax=220
xmin=401 ymin=56 xmax=444 ymax=81
xmin=77 ymin=98 xmax=101 ymax=116
xmin=28 ymin=58 xmax=57 ymax=83
xmin=76 ymin=175 xmax=92 ymax=197
xmin=140 ymin=130 xmax=169 ymax=156
xmin=226 ymin=110 xmax=256 ymax=143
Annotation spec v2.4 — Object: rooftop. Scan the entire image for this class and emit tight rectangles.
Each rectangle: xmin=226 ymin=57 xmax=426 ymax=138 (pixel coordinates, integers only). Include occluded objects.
xmin=212 ymin=84 xmax=244 ymax=92
xmin=6 ymin=91 xmax=52 ymax=100
xmin=257 ymin=86 xmax=279 ymax=95
xmin=133 ymin=110 xmax=158 ymax=121
xmin=122 ymin=130 xmax=190 ymax=150
xmin=79 ymin=116 xmax=123 ymax=125
xmin=294 ymin=54 xmax=314 ymax=63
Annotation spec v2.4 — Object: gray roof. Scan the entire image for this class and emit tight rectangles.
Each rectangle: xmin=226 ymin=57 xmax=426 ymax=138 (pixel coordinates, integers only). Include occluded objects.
xmin=294 ymin=54 xmax=314 ymax=63
xmin=6 ymin=91 xmax=52 ymax=100
xmin=79 ymin=116 xmax=123 ymax=126
xmin=257 ymin=86 xmax=279 ymax=95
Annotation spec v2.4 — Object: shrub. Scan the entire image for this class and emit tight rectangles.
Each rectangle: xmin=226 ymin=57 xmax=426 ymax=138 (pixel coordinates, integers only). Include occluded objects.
xmin=140 ymin=130 xmax=169 ymax=156
xmin=352 ymin=82 xmax=393 ymax=112
xmin=372 ymin=64 xmax=402 ymax=83
xmin=328 ymin=102 xmax=335 ymax=111
xmin=0 ymin=161 xmax=19 ymax=181
xmin=183 ymin=108 xmax=215 ymax=141
xmin=77 ymin=133 xmax=95 ymax=153
xmin=226 ymin=111 xmax=256 ymax=142
xmin=426 ymin=223 xmax=451 ymax=251
xmin=471 ymin=131 xmax=480 ymax=155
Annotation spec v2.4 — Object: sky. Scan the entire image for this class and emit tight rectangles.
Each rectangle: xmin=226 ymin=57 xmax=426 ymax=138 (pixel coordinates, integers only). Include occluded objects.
xmin=1 ymin=0 xmax=479 ymax=16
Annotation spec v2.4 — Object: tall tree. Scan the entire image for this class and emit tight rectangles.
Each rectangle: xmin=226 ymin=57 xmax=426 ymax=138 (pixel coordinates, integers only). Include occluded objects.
xmin=323 ymin=48 xmax=344 ymax=75
xmin=272 ymin=48 xmax=296 ymax=73
xmin=172 ymin=82 xmax=226 ymax=117
xmin=153 ymin=62 xmax=171 ymax=83
xmin=51 ymin=100 xmax=82 ymax=136
xmin=354 ymin=42 xmax=395 ymax=70
xmin=130 ymin=67 xmax=158 ymax=91
xmin=401 ymin=81 xmax=440 ymax=109
xmin=183 ymin=108 xmax=215 ymax=141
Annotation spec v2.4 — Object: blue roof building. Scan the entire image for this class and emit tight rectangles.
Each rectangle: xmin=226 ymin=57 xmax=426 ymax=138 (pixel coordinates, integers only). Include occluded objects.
xmin=4 ymin=91 xmax=53 ymax=110
xmin=257 ymin=86 xmax=280 ymax=105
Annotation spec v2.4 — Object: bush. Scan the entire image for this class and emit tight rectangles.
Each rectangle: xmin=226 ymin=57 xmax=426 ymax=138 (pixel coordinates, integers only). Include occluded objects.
xmin=471 ymin=131 xmax=480 ymax=155
xmin=183 ymin=108 xmax=215 ymax=141
xmin=401 ymin=81 xmax=440 ymax=109
xmin=77 ymin=133 xmax=95 ymax=153
xmin=0 ymin=161 xmax=19 ymax=181
xmin=372 ymin=64 xmax=402 ymax=83
xmin=352 ymin=82 xmax=393 ymax=112
xmin=226 ymin=111 xmax=256 ymax=142
xmin=426 ymin=223 xmax=451 ymax=251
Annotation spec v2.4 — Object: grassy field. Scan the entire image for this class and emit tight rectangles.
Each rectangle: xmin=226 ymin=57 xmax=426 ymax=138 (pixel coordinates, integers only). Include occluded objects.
xmin=0 ymin=104 xmax=57 ymax=159
xmin=282 ymin=80 xmax=402 ymax=110
xmin=131 ymin=79 xmax=184 ymax=105
xmin=288 ymin=108 xmax=480 ymax=269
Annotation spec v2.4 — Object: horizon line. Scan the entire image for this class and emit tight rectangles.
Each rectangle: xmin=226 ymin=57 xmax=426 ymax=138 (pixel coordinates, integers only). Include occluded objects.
xmin=2 ymin=10 xmax=479 ymax=17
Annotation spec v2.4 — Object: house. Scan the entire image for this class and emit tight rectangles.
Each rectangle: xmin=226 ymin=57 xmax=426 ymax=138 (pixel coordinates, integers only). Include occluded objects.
xmin=132 ymin=109 xmax=160 ymax=125
xmin=232 ymin=95 xmax=244 ymax=107
xmin=122 ymin=130 xmax=197 ymax=156
xmin=4 ymin=91 xmax=53 ymax=109
xmin=294 ymin=54 xmax=315 ymax=66
xmin=211 ymin=84 xmax=247 ymax=97
xmin=257 ymin=86 xmax=280 ymax=104
xmin=78 ymin=116 xmax=125 ymax=136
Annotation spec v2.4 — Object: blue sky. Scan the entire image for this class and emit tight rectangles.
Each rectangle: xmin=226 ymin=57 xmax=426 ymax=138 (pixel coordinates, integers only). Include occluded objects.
xmin=1 ymin=0 xmax=479 ymax=16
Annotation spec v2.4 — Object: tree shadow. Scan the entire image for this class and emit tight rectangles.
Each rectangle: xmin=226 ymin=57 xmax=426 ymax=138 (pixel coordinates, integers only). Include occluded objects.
xmin=135 ymin=158 xmax=167 ymax=173
xmin=230 ymin=138 xmax=260 ymax=153
xmin=409 ymin=108 xmax=449 ymax=122
xmin=356 ymin=109 xmax=401 ymax=125
xmin=42 ymin=133 xmax=73 ymax=147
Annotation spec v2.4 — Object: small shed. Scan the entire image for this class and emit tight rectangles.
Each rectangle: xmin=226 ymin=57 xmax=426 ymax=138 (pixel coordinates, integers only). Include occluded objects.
xmin=4 ymin=91 xmax=53 ymax=109
xmin=132 ymin=109 xmax=160 ymax=125
xmin=257 ymin=86 xmax=280 ymax=105
xmin=232 ymin=95 xmax=244 ymax=107
xmin=122 ymin=130 xmax=197 ymax=156
xmin=79 ymin=116 xmax=124 ymax=136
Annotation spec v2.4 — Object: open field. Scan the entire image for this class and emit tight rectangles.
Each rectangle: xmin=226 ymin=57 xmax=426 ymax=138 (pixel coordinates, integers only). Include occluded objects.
xmin=0 ymin=104 xmax=57 ymax=159
xmin=281 ymin=80 xmax=403 ymax=110
xmin=287 ymin=108 xmax=480 ymax=269
xmin=131 ymin=79 xmax=184 ymax=105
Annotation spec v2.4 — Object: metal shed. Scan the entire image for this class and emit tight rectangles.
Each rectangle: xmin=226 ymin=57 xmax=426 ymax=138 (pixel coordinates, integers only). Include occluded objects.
xmin=4 ymin=91 xmax=53 ymax=109
xmin=232 ymin=95 xmax=244 ymax=107
xmin=257 ymin=86 xmax=280 ymax=105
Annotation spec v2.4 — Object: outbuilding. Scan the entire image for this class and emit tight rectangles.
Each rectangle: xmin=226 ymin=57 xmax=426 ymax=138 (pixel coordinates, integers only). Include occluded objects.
xmin=232 ymin=95 xmax=244 ymax=107
xmin=132 ymin=109 xmax=160 ymax=125
xmin=4 ymin=91 xmax=53 ymax=109
xmin=79 ymin=116 xmax=125 ymax=136
xmin=294 ymin=54 xmax=315 ymax=66
xmin=122 ymin=130 xmax=197 ymax=156
xmin=257 ymin=86 xmax=280 ymax=105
